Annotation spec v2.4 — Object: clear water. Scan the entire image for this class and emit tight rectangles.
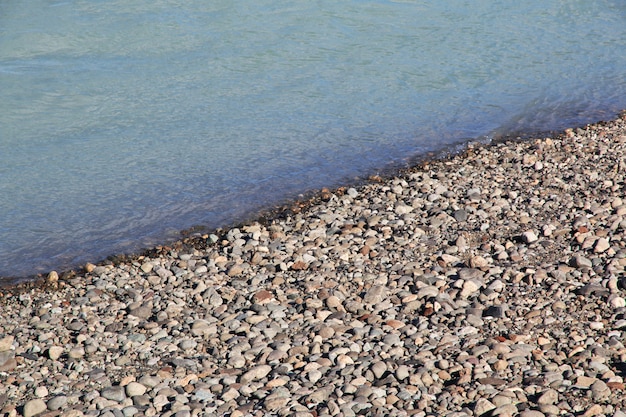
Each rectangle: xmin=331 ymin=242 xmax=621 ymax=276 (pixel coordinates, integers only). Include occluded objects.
xmin=1 ymin=0 xmax=625 ymax=281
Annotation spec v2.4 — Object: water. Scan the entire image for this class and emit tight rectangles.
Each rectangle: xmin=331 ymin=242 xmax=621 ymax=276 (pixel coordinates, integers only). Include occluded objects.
xmin=1 ymin=0 xmax=625 ymax=281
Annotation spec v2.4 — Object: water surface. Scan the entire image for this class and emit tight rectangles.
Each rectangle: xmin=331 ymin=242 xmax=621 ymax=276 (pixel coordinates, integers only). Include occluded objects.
xmin=1 ymin=0 xmax=625 ymax=280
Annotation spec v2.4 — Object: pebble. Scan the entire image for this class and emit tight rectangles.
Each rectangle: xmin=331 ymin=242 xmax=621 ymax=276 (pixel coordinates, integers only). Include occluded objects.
xmin=240 ymin=365 xmax=272 ymax=383
xmin=47 ymin=346 xmax=64 ymax=360
xmin=2 ymin=118 xmax=626 ymax=416
xmin=537 ymin=389 xmax=558 ymax=405
xmin=125 ymin=382 xmax=147 ymax=397
xmin=23 ymin=399 xmax=47 ymax=417
xmin=46 ymin=395 xmax=68 ymax=411
xmin=101 ymin=386 xmax=126 ymax=402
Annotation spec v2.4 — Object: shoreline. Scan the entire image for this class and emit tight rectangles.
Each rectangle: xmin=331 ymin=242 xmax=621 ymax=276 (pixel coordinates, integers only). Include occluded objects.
xmin=1 ymin=113 xmax=626 ymax=416
xmin=2 ymin=113 xmax=622 ymax=292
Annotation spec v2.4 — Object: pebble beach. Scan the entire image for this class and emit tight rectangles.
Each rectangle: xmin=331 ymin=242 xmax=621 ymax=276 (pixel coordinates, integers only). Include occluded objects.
xmin=2 ymin=113 xmax=626 ymax=417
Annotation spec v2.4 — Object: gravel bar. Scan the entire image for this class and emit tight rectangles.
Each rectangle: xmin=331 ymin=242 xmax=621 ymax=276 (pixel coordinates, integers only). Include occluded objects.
xmin=2 ymin=113 xmax=626 ymax=417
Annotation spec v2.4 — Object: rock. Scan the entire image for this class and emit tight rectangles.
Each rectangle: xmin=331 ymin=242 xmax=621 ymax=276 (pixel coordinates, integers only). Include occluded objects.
xmin=453 ymin=209 xmax=468 ymax=222
xmin=306 ymin=388 xmax=332 ymax=404
xmin=34 ymin=386 xmax=48 ymax=398
xmin=371 ymin=361 xmax=387 ymax=379
xmin=591 ymin=380 xmax=611 ymax=400
xmin=0 ymin=358 xmax=16 ymax=372
xmin=0 ymin=349 xmax=14 ymax=365
xmin=47 ymin=346 xmax=64 ymax=360
xmin=128 ymin=302 xmax=152 ymax=319
xmin=68 ymin=347 xmax=85 ymax=359
xmin=594 ymin=237 xmax=610 ymax=253
xmin=520 ymin=411 xmax=545 ymax=417
xmin=125 ymin=382 xmax=147 ymax=397
xmin=522 ymin=231 xmax=538 ymax=243
xmin=46 ymin=395 xmax=68 ymax=411
xmin=458 ymin=268 xmax=485 ymax=281
xmin=0 ymin=336 xmax=14 ymax=352
xmin=101 ymin=386 xmax=126 ymax=402
xmin=483 ymin=305 xmax=506 ymax=318
xmin=47 ymin=270 xmax=59 ymax=284
xmin=474 ymin=398 xmax=496 ymax=416
xmin=537 ymin=389 xmax=558 ymax=405
xmin=460 ymin=280 xmax=480 ymax=298
xmin=571 ymin=255 xmax=593 ymax=268
xmin=469 ymin=255 xmax=489 ymax=268
xmin=364 ymin=285 xmax=387 ymax=304
xmin=23 ymin=399 xmax=47 ymax=417
xmin=240 ymin=365 xmax=272 ymax=383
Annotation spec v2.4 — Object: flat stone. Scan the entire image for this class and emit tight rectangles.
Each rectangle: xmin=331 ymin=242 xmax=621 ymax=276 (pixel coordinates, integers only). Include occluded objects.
xmin=594 ymin=237 xmax=610 ymax=253
xmin=364 ymin=285 xmax=387 ymax=304
xmin=460 ymin=280 xmax=480 ymax=298
xmin=101 ymin=386 xmax=126 ymax=402
xmin=46 ymin=396 xmax=68 ymax=411
xmin=128 ymin=303 xmax=153 ymax=319
xmin=474 ymin=398 xmax=496 ymax=416
xmin=458 ymin=268 xmax=485 ymax=281
xmin=0 ymin=350 xmax=14 ymax=366
xmin=571 ymin=255 xmax=592 ymax=268
xmin=0 ymin=358 xmax=16 ymax=372
xmin=306 ymin=387 xmax=332 ymax=404
xmin=371 ymin=361 xmax=387 ymax=379
xmin=574 ymin=375 xmax=597 ymax=388
xmin=0 ymin=336 xmax=14 ymax=352
xmin=240 ymin=365 xmax=272 ymax=383
xmin=520 ymin=411 xmax=545 ymax=417
xmin=483 ymin=305 xmax=506 ymax=318
xmin=537 ymin=389 xmax=558 ymax=405
xmin=453 ymin=209 xmax=468 ymax=222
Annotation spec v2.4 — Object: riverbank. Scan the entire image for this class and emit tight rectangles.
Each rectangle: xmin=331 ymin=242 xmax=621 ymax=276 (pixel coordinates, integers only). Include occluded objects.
xmin=1 ymin=114 xmax=626 ymax=417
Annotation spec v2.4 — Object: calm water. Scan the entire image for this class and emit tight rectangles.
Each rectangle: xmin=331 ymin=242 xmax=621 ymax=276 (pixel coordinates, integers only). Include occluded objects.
xmin=1 ymin=0 xmax=625 ymax=281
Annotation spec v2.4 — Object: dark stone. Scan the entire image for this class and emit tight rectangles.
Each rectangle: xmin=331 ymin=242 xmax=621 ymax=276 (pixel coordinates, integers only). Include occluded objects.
xmin=453 ymin=209 xmax=468 ymax=222
xmin=483 ymin=306 xmax=506 ymax=318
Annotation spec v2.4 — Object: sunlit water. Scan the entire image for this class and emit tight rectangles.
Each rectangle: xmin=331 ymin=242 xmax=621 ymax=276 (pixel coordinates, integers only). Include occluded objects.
xmin=1 ymin=0 xmax=625 ymax=281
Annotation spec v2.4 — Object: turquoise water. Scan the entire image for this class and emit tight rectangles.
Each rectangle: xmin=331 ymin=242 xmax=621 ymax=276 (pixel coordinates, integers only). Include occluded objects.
xmin=1 ymin=0 xmax=625 ymax=280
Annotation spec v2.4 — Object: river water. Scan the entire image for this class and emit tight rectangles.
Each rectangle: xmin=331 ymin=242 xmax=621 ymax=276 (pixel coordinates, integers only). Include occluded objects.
xmin=1 ymin=0 xmax=625 ymax=280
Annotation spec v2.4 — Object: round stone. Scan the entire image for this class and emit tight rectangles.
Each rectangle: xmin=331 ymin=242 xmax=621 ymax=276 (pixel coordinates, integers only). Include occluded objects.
xmin=125 ymin=382 xmax=148 ymax=397
xmin=23 ymin=399 xmax=47 ymax=417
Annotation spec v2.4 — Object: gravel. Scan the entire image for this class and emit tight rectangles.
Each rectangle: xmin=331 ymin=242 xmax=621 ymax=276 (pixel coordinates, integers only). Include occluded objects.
xmin=1 ymin=114 xmax=626 ymax=416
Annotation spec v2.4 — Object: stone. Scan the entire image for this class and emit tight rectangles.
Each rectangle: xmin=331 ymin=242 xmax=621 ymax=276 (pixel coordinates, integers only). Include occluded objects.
xmin=128 ymin=303 xmax=152 ymax=319
xmin=23 ymin=399 xmax=47 ymax=417
xmin=460 ymin=280 xmax=480 ymax=298
xmin=474 ymin=398 xmax=496 ymax=416
xmin=306 ymin=388 xmax=332 ymax=404
xmin=47 ymin=270 xmax=59 ymax=284
xmin=0 ymin=336 xmax=14 ymax=352
xmin=46 ymin=396 xmax=68 ymax=411
xmin=522 ymin=231 xmax=538 ymax=243
xmin=48 ymin=346 xmax=64 ymax=360
xmin=34 ymin=386 xmax=48 ymax=398
xmin=364 ymin=285 xmax=387 ymax=304
xmin=590 ymin=380 xmax=611 ymax=400
xmin=125 ymin=382 xmax=148 ymax=397
xmin=101 ymin=386 xmax=126 ymax=402
xmin=571 ymin=255 xmax=593 ymax=269
xmin=453 ymin=209 xmax=468 ymax=222
xmin=371 ymin=361 xmax=387 ymax=379
xmin=537 ymin=389 xmax=558 ymax=405
xmin=240 ymin=365 xmax=272 ymax=383
xmin=519 ymin=411 xmax=545 ymax=417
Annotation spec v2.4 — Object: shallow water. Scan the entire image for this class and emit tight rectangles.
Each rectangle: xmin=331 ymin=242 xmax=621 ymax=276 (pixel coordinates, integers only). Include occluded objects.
xmin=1 ymin=0 xmax=625 ymax=280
